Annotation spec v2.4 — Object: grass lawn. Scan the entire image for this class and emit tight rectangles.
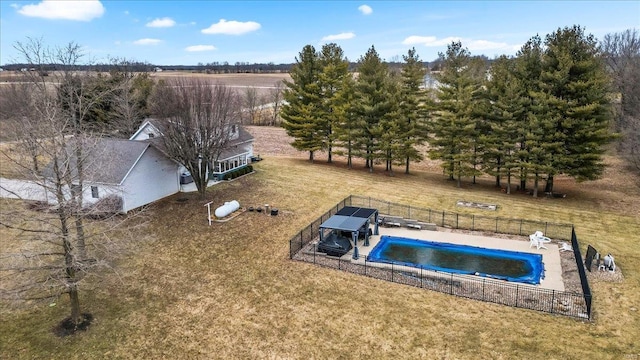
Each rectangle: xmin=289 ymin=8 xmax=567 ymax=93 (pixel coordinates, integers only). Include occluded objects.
xmin=1 ymin=148 xmax=639 ymax=359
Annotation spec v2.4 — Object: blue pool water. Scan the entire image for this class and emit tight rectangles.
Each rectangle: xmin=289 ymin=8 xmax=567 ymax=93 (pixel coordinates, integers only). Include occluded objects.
xmin=367 ymin=236 xmax=544 ymax=285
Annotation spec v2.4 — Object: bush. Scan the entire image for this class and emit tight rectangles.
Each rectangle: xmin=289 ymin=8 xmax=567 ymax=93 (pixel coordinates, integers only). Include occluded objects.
xmin=222 ymin=166 xmax=254 ymax=181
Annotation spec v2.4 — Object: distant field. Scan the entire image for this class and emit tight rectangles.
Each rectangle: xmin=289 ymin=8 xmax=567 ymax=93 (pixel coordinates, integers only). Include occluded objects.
xmin=0 ymin=70 xmax=292 ymax=89
xmin=151 ymin=71 xmax=291 ymax=88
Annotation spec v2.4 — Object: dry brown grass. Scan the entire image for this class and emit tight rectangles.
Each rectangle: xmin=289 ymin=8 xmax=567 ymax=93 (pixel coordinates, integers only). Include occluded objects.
xmin=152 ymin=72 xmax=290 ymax=90
xmin=1 ymin=127 xmax=639 ymax=359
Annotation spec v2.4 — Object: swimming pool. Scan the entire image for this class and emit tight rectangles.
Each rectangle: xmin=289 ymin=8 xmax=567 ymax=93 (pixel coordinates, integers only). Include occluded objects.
xmin=367 ymin=236 xmax=544 ymax=285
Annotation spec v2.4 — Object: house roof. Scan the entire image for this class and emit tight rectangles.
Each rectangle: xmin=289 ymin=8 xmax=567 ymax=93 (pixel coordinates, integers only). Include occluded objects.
xmin=43 ymin=138 xmax=154 ymax=185
xmin=128 ymin=118 xmax=163 ymax=140
xmin=219 ymin=126 xmax=254 ymax=160
xmin=136 ymin=121 xmax=254 ymax=162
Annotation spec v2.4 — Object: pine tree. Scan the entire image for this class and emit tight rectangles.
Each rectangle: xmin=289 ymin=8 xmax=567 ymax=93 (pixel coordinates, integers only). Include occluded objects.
xmin=333 ymin=75 xmax=358 ymax=168
xmin=317 ymin=43 xmax=350 ymax=163
xmin=484 ymin=55 xmax=526 ymax=194
xmin=281 ymin=45 xmax=323 ymax=161
xmin=353 ymin=46 xmax=392 ymax=172
xmin=429 ymin=41 xmax=482 ymax=187
xmin=539 ymin=25 xmax=615 ymax=193
xmin=513 ymin=36 xmax=544 ymax=191
xmin=399 ymin=48 xmax=427 ymax=174
xmin=372 ymin=73 xmax=402 ymax=175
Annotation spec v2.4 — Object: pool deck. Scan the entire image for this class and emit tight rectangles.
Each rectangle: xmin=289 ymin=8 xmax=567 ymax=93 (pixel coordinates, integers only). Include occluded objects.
xmin=346 ymin=227 xmax=565 ymax=291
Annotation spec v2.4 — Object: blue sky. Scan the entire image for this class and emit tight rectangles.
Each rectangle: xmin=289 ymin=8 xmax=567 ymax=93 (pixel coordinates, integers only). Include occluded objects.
xmin=1 ymin=1 xmax=638 ymax=66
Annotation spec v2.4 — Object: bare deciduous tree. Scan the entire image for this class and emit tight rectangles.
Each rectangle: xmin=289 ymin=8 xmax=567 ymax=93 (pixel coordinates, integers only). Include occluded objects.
xmin=267 ymin=81 xmax=284 ymax=126
xmin=0 ymin=38 xmax=142 ymax=335
xmin=601 ymin=29 xmax=640 ymax=173
xmin=242 ymin=86 xmax=261 ymax=125
xmin=151 ymin=77 xmax=241 ymax=197
xmin=107 ymin=57 xmax=155 ymax=137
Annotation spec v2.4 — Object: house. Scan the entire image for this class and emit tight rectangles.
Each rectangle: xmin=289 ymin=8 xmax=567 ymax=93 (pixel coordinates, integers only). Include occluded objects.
xmin=129 ymin=118 xmax=254 ymax=181
xmin=2 ymin=120 xmax=255 ymax=214
xmin=41 ymin=138 xmax=181 ymax=214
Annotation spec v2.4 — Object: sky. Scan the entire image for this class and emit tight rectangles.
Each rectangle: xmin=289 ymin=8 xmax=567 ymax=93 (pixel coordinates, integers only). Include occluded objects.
xmin=1 ymin=1 xmax=638 ymax=66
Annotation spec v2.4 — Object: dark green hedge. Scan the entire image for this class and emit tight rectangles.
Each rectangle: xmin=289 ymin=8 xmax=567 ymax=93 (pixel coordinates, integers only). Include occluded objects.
xmin=223 ymin=165 xmax=254 ymax=180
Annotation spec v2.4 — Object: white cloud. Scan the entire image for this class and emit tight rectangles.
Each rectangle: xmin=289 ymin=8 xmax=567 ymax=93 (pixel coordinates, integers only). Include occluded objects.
xmin=402 ymin=35 xmax=461 ymax=47
xmin=465 ymin=39 xmax=510 ymax=51
xmin=321 ymin=32 xmax=356 ymax=41
xmin=201 ymin=19 xmax=261 ymax=35
xmin=17 ymin=0 xmax=104 ymax=21
xmin=358 ymin=4 xmax=373 ymax=15
xmin=146 ymin=17 xmax=175 ymax=28
xmin=403 ymin=35 xmax=520 ymax=55
xmin=10 ymin=3 xmax=19 ymax=9
xmin=133 ymin=38 xmax=162 ymax=45
xmin=185 ymin=45 xmax=216 ymax=52
xmin=124 ymin=10 xmax=129 ymax=15
xmin=189 ymin=21 xmax=196 ymax=26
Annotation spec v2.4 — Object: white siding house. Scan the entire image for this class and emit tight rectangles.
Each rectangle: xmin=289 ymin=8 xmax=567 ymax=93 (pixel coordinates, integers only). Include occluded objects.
xmin=1 ymin=119 xmax=255 ymax=214
xmin=39 ymin=138 xmax=181 ymax=214
xmin=129 ymin=118 xmax=255 ymax=181
xmin=120 ymin=145 xmax=180 ymax=212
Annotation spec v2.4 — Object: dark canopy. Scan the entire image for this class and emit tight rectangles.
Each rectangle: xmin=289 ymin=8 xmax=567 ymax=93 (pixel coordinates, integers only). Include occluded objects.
xmin=320 ymin=206 xmax=378 ymax=232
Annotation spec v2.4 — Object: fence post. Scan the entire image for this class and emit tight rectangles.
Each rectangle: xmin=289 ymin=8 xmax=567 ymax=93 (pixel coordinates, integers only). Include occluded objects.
xmin=420 ymin=267 xmax=423 ymax=288
xmin=545 ymin=222 xmax=548 ymax=235
xmin=482 ymin=279 xmax=485 ymax=301
xmin=551 ymin=290 xmax=555 ymax=314
xmin=519 ymin=220 xmax=523 ymax=235
xmin=300 ymin=231 xmax=303 ymax=255
xmin=515 ymin=285 xmax=519 ymax=307
xmin=442 ymin=211 xmax=445 ymax=226
xmin=495 ymin=218 xmax=499 ymax=233
xmin=456 ymin=214 xmax=459 ymax=229
xmin=450 ymin=273 xmax=454 ymax=294
xmin=472 ymin=215 xmax=475 ymax=231
xmin=391 ymin=263 xmax=394 ymax=283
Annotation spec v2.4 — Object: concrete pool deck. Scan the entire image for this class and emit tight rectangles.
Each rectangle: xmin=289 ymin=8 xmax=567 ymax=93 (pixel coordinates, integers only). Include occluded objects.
xmin=345 ymin=227 xmax=565 ymax=291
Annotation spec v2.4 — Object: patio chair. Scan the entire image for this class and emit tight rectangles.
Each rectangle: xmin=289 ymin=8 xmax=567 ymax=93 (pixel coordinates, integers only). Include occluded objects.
xmin=529 ymin=233 xmax=548 ymax=250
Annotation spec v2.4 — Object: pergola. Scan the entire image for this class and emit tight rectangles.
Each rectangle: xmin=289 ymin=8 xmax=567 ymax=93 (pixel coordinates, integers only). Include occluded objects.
xmin=318 ymin=206 xmax=379 ymax=259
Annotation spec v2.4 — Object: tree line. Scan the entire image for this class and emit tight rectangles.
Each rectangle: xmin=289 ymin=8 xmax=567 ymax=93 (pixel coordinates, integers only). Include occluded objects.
xmin=282 ymin=25 xmax=638 ymax=194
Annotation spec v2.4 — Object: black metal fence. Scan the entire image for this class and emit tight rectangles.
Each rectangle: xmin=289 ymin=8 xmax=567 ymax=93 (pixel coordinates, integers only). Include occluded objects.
xmin=288 ymin=195 xmax=592 ymax=320
xmin=571 ymin=228 xmax=592 ymax=317
xmin=349 ymin=195 xmax=574 ymax=240
xmin=289 ymin=196 xmax=352 ymax=259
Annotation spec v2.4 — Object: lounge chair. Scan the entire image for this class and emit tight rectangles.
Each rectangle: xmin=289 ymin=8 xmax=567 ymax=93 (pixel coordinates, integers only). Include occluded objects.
xmin=405 ymin=220 xmax=421 ymax=230
xmin=559 ymin=242 xmax=573 ymax=252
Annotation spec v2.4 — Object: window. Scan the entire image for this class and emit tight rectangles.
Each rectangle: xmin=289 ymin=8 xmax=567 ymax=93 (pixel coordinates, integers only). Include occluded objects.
xmin=91 ymin=186 xmax=99 ymax=199
xmin=232 ymin=124 xmax=237 ymax=134
xmin=148 ymin=133 xmax=155 ymax=138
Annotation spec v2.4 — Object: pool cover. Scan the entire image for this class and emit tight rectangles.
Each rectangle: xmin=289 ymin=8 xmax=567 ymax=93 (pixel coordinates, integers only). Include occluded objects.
xmin=367 ymin=236 xmax=544 ymax=285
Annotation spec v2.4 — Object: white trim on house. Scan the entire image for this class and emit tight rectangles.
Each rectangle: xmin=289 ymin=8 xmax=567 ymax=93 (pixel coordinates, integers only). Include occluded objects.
xmin=129 ymin=120 xmax=162 ymax=141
